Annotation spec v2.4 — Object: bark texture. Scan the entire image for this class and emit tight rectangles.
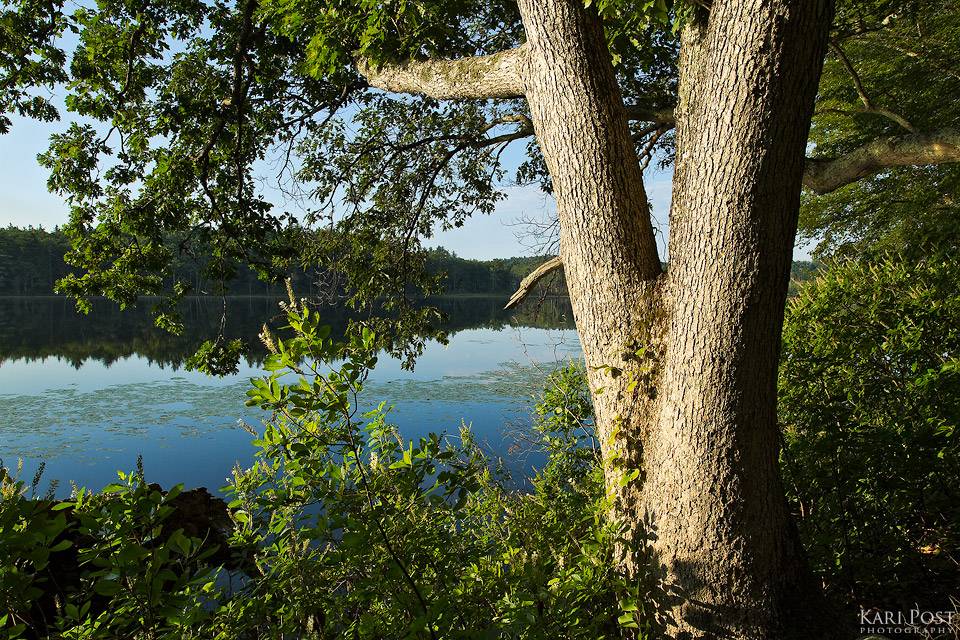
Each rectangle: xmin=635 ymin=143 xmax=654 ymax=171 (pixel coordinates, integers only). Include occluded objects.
xmin=513 ymin=2 xmax=841 ymax=636
xmin=515 ymin=0 xmax=664 ymax=524
xmin=646 ymin=2 xmax=836 ymax=637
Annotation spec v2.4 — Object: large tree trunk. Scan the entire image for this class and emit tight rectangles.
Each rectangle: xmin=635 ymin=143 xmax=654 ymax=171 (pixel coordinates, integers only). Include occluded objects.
xmin=517 ymin=0 xmax=838 ymax=637
xmin=645 ymin=2 xmax=837 ymax=637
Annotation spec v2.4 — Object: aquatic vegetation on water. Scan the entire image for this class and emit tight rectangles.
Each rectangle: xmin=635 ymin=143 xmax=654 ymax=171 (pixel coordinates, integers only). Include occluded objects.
xmin=0 ymin=358 xmax=575 ymax=464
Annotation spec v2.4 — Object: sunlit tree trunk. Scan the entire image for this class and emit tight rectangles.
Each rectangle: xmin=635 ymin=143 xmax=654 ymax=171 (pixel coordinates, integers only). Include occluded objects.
xmin=516 ymin=0 xmax=664 ymax=523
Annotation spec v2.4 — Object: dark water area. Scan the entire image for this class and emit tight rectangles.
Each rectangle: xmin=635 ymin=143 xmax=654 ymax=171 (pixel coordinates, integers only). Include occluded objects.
xmin=0 ymin=296 xmax=580 ymax=496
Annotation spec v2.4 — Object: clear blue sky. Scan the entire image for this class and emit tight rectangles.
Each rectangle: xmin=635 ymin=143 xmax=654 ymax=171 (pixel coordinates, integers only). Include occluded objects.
xmin=0 ymin=112 xmax=810 ymax=260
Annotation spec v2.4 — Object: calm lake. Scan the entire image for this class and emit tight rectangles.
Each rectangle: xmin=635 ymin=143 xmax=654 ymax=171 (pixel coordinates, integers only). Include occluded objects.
xmin=0 ymin=296 xmax=580 ymax=496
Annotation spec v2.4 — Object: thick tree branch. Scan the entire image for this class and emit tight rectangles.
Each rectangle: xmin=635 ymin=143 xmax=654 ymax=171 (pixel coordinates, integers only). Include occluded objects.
xmin=355 ymin=61 xmax=958 ymax=201
xmin=803 ymin=129 xmax=960 ymax=194
xmin=619 ymin=105 xmax=958 ymax=196
xmin=504 ymin=255 xmax=563 ymax=309
xmin=357 ymin=46 xmax=528 ymax=100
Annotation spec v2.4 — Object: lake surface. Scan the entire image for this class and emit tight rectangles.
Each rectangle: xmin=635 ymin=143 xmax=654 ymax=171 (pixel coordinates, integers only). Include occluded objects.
xmin=0 ymin=296 xmax=580 ymax=496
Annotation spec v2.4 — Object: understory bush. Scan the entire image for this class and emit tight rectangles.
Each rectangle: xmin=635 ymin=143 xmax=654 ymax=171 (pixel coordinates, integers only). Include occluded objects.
xmin=1 ymin=294 xmax=656 ymax=639
xmin=0 ymin=461 xmax=217 ymax=639
xmin=779 ymin=255 xmax=960 ymax=610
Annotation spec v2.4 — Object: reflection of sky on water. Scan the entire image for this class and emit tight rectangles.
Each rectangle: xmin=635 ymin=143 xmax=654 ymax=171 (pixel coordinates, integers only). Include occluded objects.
xmin=0 ymin=326 xmax=581 ymax=495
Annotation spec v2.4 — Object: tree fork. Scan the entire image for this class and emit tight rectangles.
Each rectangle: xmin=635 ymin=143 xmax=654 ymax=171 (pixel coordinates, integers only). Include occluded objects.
xmin=356 ymin=1 xmax=864 ymax=636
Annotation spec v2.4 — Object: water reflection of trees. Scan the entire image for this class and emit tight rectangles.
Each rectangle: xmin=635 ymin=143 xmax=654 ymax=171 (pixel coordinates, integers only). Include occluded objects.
xmin=0 ymin=296 xmax=574 ymax=369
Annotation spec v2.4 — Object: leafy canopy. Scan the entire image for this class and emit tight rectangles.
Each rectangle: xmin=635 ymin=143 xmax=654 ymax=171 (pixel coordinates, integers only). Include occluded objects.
xmin=802 ymin=0 xmax=960 ymax=258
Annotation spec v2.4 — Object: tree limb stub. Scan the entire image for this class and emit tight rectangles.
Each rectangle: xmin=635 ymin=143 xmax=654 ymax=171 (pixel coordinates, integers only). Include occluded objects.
xmin=504 ymin=255 xmax=563 ymax=309
xmin=802 ymin=129 xmax=960 ymax=194
xmin=357 ymin=46 xmax=528 ymax=100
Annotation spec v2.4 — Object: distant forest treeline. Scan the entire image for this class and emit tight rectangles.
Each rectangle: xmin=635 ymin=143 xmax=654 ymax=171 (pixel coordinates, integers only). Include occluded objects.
xmin=0 ymin=226 xmax=569 ymax=297
xmin=0 ymin=226 xmax=816 ymax=296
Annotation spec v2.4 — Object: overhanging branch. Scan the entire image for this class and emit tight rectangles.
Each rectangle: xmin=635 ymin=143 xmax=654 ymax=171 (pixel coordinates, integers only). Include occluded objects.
xmin=619 ymin=107 xmax=960 ymax=195
xmin=803 ymin=129 xmax=960 ymax=194
xmin=353 ymin=62 xmax=959 ymax=199
xmin=357 ymin=46 xmax=528 ymax=100
xmin=504 ymin=255 xmax=563 ymax=309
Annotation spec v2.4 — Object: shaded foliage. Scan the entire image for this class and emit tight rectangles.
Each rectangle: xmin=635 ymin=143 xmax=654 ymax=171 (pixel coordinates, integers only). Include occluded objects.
xmin=780 ymin=256 xmax=960 ymax=611
xmin=0 ymin=226 xmax=571 ymax=297
xmin=0 ymin=226 xmax=319 ymax=297
xmin=0 ymin=228 xmax=72 ymax=297
xmin=801 ymin=0 xmax=960 ymax=258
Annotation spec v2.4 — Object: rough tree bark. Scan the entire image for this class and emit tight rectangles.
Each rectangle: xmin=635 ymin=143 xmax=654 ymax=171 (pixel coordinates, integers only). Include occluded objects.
xmin=514 ymin=0 xmax=664 ymax=530
xmin=646 ymin=2 xmax=836 ymax=637
xmin=803 ymin=128 xmax=960 ymax=193
xmin=515 ymin=1 xmax=836 ymax=637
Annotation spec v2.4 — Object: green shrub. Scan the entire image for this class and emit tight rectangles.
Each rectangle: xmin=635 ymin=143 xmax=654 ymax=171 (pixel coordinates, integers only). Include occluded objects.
xmin=1 ymin=459 xmax=217 ymax=640
xmin=211 ymin=299 xmax=651 ymax=638
xmin=779 ymin=256 xmax=960 ymax=609
xmin=58 ymin=464 xmax=219 ymax=639
xmin=0 ymin=462 xmax=69 ymax=638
